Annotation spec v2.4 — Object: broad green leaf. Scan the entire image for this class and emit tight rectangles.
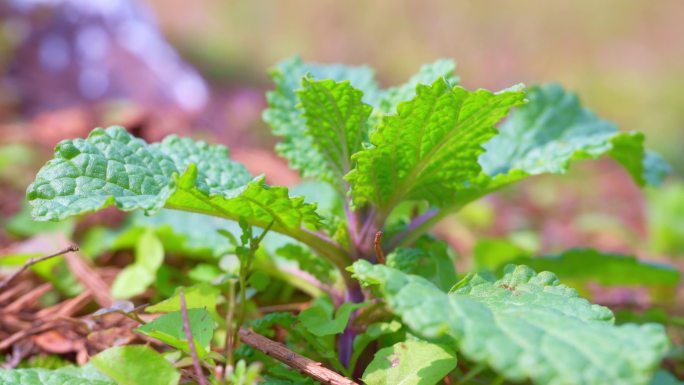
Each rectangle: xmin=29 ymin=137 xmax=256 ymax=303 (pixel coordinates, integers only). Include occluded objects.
xmin=474 ymin=242 xmax=680 ymax=287
xmin=615 ymin=308 xmax=670 ymax=326
xmin=473 ymin=238 xmax=531 ymax=271
xmin=27 ymin=126 xmax=321 ymax=240
xmin=386 ymin=237 xmax=457 ymax=292
xmin=504 ymin=248 xmax=680 ymax=287
xmin=477 ymin=83 xmax=670 ymax=195
xmin=377 ymin=59 xmax=459 ymax=115
xmin=351 ymin=261 xmax=670 ymax=385
xmin=347 ymin=80 xmax=525 ymax=212
xmin=0 ymin=364 xmax=114 ymax=385
xmin=349 ymin=320 xmax=403 ymax=372
xmin=362 ymin=340 xmax=457 ymax=385
xmin=136 ymin=308 xmax=214 ymax=358
xmin=263 ymin=56 xmax=379 ymax=182
xmin=111 ymin=230 xmax=164 ymax=299
xmin=91 ymin=345 xmax=180 ymax=385
xmin=296 ymin=78 xmax=372 ymax=187
xmin=146 ymin=283 xmax=221 ymax=322
xmin=298 ymin=297 xmax=366 ymax=337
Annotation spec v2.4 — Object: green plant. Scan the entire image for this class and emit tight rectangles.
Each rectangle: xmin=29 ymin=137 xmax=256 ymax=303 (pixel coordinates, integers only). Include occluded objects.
xmin=18 ymin=57 xmax=678 ymax=384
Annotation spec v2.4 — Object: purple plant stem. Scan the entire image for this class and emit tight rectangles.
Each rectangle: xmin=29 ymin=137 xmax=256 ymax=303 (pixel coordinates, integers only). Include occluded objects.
xmin=357 ymin=207 xmax=376 ymax=248
xmin=180 ymin=289 xmax=207 ymax=385
xmin=386 ymin=208 xmax=440 ymax=249
xmin=345 ymin=203 xmax=359 ymax=247
xmin=337 ymin=282 xmax=364 ymax=370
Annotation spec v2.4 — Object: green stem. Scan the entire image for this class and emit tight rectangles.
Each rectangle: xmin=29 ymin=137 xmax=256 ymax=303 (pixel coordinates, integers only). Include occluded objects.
xmin=164 ymin=205 xmax=352 ymax=275
xmin=224 ymin=280 xmax=237 ymax=378
xmin=387 ymin=208 xmax=450 ymax=249
xmin=237 ymin=268 xmax=248 ymax=349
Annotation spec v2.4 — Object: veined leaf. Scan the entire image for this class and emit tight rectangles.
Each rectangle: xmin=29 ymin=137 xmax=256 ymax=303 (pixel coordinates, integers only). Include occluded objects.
xmin=27 ymin=126 xmax=323 ymax=245
xmin=296 ymin=78 xmax=372 ymax=187
xmin=91 ymin=345 xmax=180 ymax=385
xmin=347 ymin=80 xmax=525 ymax=213
xmin=362 ymin=340 xmax=457 ymax=385
xmin=377 ymin=59 xmax=459 ymax=115
xmin=0 ymin=365 xmax=114 ymax=385
xmin=502 ymin=248 xmax=681 ymax=287
xmin=136 ymin=308 xmax=214 ymax=358
xmin=351 ymin=261 xmax=669 ymax=385
xmin=146 ymin=283 xmax=221 ymax=321
xmin=263 ymin=56 xmax=379 ymax=182
xmin=472 ymin=84 xmax=669 ymax=201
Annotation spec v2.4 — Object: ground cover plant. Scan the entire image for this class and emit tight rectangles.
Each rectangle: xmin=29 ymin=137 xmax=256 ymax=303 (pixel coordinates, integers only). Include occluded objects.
xmin=0 ymin=57 xmax=681 ymax=385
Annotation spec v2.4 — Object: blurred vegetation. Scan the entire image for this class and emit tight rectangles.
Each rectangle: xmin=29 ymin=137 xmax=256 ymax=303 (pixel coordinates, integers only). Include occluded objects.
xmin=148 ymin=0 xmax=684 ymax=176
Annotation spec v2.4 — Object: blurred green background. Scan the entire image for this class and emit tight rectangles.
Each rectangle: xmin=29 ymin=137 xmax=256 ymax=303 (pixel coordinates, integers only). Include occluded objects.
xmin=149 ymin=0 xmax=684 ymax=174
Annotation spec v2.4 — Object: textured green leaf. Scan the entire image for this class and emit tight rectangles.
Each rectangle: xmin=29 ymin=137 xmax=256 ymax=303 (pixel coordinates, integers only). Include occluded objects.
xmin=386 ymin=237 xmax=457 ymax=292
xmin=362 ymin=340 xmax=457 ymax=385
xmin=479 ymin=83 xmax=670 ymax=190
xmin=146 ymin=283 xmax=221 ymax=321
xmin=351 ymin=261 xmax=670 ymax=385
xmin=263 ymin=56 xmax=379 ymax=182
xmin=27 ymin=126 xmax=321 ymax=238
xmin=136 ymin=308 xmax=214 ymax=358
xmin=377 ymin=59 xmax=459 ymax=115
xmin=91 ymin=345 xmax=180 ymax=385
xmin=504 ymin=248 xmax=681 ymax=287
xmin=111 ymin=230 xmax=164 ymax=299
xmin=296 ymin=78 xmax=372 ymax=186
xmin=298 ymin=297 xmax=366 ymax=337
xmin=0 ymin=364 xmax=114 ymax=385
xmin=347 ymin=80 xmax=525 ymax=212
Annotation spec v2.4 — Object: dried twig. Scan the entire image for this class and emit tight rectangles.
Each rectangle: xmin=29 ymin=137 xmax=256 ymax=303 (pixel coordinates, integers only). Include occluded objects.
xmin=179 ymin=289 xmax=207 ymax=385
xmin=0 ymin=245 xmax=78 ymax=291
xmin=36 ymin=290 xmax=92 ymax=319
xmin=374 ymin=231 xmax=385 ymax=264
xmin=0 ymin=320 xmax=58 ymax=351
xmin=0 ymin=280 xmax=31 ymax=304
xmin=239 ymin=328 xmax=359 ymax=385
xmin=3 ymin=283 xmax=53 ymax=313
xmin=64 ymin=251 xmax=112 ymax=307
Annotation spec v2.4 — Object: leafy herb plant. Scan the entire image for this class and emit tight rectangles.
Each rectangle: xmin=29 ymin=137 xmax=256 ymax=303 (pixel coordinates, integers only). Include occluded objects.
xmin=15 ymin=57 xmax=678 ymax=385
